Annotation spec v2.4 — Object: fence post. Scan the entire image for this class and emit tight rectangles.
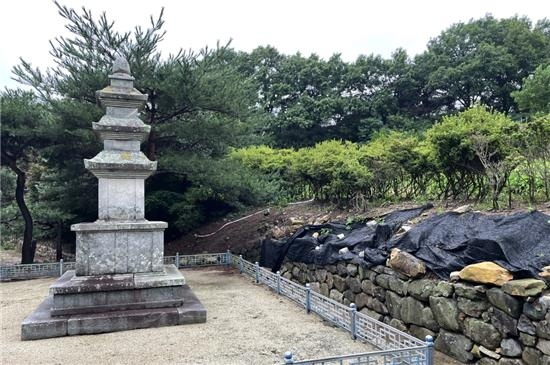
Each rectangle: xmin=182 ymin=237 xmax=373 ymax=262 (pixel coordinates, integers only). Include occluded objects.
xmin=59 ymin=259 xmax=64 ymax=276
xmin=255 ymin=262 xmax=260 ymax=283
xmin=175 ymin=252 xmax=180 ymax=268
xmin=350 ymin=303 xmax=357 ymax=340
xmin=276 ymin=271 xmax=281 ymax=295
xmin=239 ymin=255 xmax=243 ymax=273
xmin=305 ymin=283 xmax=311 ymax=313
xmin=283 ymin=351 xmax=294 ymax=364
xmin=226 ymin=249 xmax=231 ymax=267
xmin=425 ymin=335 xmax=434 ymax=365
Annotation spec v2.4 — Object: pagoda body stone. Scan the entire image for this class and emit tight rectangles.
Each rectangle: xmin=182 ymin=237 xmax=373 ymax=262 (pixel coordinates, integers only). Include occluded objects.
xmin=21 ymin=56 xmax=206 ymax=340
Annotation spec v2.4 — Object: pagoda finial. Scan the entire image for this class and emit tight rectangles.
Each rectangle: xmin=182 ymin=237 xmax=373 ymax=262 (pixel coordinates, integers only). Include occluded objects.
xmin=112 ymin=54 xmax=130 ymax=75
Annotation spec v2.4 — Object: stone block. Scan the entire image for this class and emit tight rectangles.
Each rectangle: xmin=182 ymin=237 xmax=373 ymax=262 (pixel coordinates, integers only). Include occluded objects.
xmin=389 ymin=318 xmax=408 ymax=332
xmin=387 ymin=248 xmax=426 ymax=278
xmin=176 ymin=285 xmax=207 ymax=324
xmin=458 ymin=297 xmax=490 ymax=318
xmin=518 ymin=314 xmax=536 ymax=335
xmin=497 ymin=358 xmax=524 ymax=365
xmin=21 ymin=296 xmax=67 ymax=340
xmin=433 ymin=281 xmax=454 ymax=297
xmin=52 ymin=286 xmax=185 ymax=315
xmin=519 ymin=332 xmax=537 ymax=347
xmin=464 ymin=318 xmax=502 ymax=350
xmin=329 ymin=289 xmax=343 ymax=303
xmin=408 ymin=279 xmax=437 ymax=301
xmin=502 ymin=279 xmax=546 ymax=297
xmin=67 ymin=306 xmax=180 ymax=335
xmin=98 ymin=178 xmax=145 ymax=220
xmin=345 ymin=276 xmax=362 ymax=293
xmin=429 ymin=296 xmax=460 ymax=332
xmin=454 ymin=282 xmax=486 ymax=299
xmin=537 ymin=339 xmax=550 ymax=355
xmin=536 ymin=320 xmax=550 ymax=339
xmin=359 ymin=308 xmax=383 ymax=322
xmin=361 ymin=279 xmax=385 ymax=300
xmin=73 ymin=221 xmax=167 ymax=276
xmin=476 ymin=357 xmax=498 ymax=365
xmin=21 ymin=283 xmax=206 ymax=340
xmin=388 ymin=276 xmax=408 ymax=296
xmin=333 ymin=275 xmax=347 ymax=292
xmin=346 ymin=263 xmax=358 ymax=276
xmin=399 ymin=297 xmax=424 ymax=326
xmin=385 ymin=291 xmax=402 ymax=319
xmin=491 ymin=307 xmax=518 ymax=337
xmin=367 ymin=297 xmax=388 ymax=314
xmin=522 ymin=347 xmax=543 ymax=365
xmin=375 ymin=274 xmax=391 ymax=289
xmin=435 ymin=329 xmax=474 ymax=363
xmin=409 ymin=325 xmax=436 ymax=341
xmin=479 ymin=346 xmax=501 ymax=359
xmin=458 ymin=262 xmax=513 ymax=286
xmin=500 ymin=338 xmax=522 ymax=357
xmin=477 ymin=358 xmax=498 ymax=365
xmin=487 ymin=288 xmax=522 ymax=318
xmin=355 ymin=293 xmax=369 ymax=309
xmin=421 ymin=307 xmax=440 ymax=332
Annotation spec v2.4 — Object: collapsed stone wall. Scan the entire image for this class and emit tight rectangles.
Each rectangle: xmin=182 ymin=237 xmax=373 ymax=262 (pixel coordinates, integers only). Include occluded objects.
xmin=280 ymin=261 xmax=550 ymax=365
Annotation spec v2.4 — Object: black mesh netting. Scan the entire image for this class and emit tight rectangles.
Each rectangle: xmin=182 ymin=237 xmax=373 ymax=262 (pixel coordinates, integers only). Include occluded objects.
xmin=260 ymin=205 xmax=550 ymax=279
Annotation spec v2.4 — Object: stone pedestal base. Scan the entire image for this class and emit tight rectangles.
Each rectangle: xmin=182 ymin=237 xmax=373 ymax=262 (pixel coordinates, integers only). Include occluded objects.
xmin=21 ymin=265 xmax=206 ymax=340
xmin=72 ymin=221 xmax=168 ymax=276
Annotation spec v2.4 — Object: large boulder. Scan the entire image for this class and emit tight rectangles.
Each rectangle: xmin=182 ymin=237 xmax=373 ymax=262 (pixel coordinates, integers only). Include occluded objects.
xmin=500 ymin=338 xmax=522 ymax=357
xmin=457 ymin=297 xmax=490 ymax=318
xmin=487 ymin=288 xmax=522 ymax=318
xmin=522 ymin=347 xmax=543 ymax=365
xmin=454 ymin=282 xmax=486 ymax=300
xmin=458 ymin=262 xmax=513 ymax=286
xmin=464 ymin=318 xmax=502 ymax=349
xmin=429 ymin=296 xmax=460 ymax=332
xmin=502 ymin=279 xmax=547 ymax=297
xmin=523 ymin=295 xmax=550 ymax=320
xmin=399 ymin=297 xmax=425 ymax=326
xmin=408 ymin=279 xmax=438 ymax=301
xmin=435 ymin=330 xmax=474 ymax=363
xmin=387 ymin=248 xmax=426 ymax=278
xmin=491 ymin=307 xmax=518 ymax=337
xmin=536 ymin=339 xmax=550 ymax=355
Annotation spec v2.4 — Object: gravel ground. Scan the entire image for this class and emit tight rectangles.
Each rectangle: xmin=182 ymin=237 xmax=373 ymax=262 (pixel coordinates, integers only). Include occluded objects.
xmin=1 ymin=268 xmax=460 ymax=365
xmin=1 ymin=268 xmax=377 ymax=365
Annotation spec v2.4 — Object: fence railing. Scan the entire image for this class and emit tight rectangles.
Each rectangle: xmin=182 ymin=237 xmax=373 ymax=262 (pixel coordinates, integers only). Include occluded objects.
xmin=0 ymin=259 xmax=76 ymax=281
xmin=0 ymin=252 xmax=231 ymax=281
xmin=0 ymin=252 xmax=433 ymax=365
xmin=229 ymin=255 xmax=433 ymax=365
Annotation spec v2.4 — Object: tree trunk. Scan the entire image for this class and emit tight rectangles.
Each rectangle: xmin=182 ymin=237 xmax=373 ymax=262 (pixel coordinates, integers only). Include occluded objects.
xmin=2 ymin=151 xmax=35 ymax=264
xmin=147 ymin=129 xmax=157 ymax=161
xmin=56 ymin=221 xmax=63 ymax=261
xmin=16 ymin=170 xmax=35 ymax=263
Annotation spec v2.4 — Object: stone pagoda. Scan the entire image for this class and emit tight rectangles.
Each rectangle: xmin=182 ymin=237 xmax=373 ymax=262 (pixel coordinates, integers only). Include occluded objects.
xmin=21 ymin=56 xmax=206 ymax=340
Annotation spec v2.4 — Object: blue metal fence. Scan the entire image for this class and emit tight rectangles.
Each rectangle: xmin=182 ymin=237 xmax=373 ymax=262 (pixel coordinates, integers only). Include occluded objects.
xmin=0 ymin=252 xmax=433 ymax=365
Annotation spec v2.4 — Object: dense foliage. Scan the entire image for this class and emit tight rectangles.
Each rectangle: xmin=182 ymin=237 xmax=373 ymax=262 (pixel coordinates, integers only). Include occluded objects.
xmin=232 ymin=110 xmax=549 ymax=209
xmin=1 ymin=4 xmax=549 ymax=261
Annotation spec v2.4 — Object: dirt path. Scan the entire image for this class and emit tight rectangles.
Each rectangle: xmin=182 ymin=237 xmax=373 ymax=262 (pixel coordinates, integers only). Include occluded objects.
xmin=1 ymin=268 xmax=461 ymax=365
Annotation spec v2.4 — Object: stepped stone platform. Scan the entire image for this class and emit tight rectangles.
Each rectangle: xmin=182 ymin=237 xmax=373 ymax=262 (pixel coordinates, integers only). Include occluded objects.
xmin=21 ymin=265 xmax=206 ymax=340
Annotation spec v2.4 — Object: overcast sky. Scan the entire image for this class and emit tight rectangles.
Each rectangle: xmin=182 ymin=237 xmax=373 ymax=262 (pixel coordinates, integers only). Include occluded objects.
xmin=1 ymin=0 xmax=548 ymax=89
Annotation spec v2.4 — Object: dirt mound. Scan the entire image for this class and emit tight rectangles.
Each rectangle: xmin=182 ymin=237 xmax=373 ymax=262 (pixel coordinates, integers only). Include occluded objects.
xmin=166 ymin=200 xmax=431 ymax=258
xmin=167 ymin=200 xmax=550 ymax=261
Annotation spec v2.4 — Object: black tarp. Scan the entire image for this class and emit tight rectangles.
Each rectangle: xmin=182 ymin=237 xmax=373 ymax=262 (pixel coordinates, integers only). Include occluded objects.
xmin=260 ymin=206 xmax=550 ymax=279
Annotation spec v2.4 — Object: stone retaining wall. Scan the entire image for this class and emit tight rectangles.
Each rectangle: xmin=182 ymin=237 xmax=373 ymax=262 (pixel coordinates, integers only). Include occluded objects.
xmin=280 ymin=261 xmax=550 ymax=365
